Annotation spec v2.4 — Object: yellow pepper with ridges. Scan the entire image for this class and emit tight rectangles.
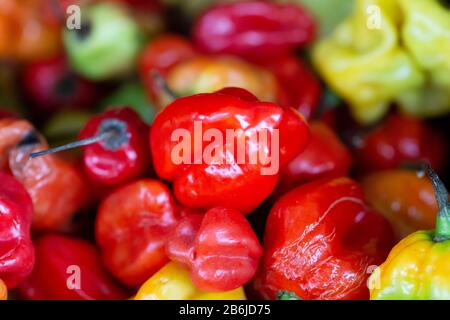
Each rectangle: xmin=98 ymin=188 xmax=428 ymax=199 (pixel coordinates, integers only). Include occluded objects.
xmin=0 ymin=279 xmax=7 ymax=300
xmin=313 ymin=0 xmax=450 ymax=124
xmin=369 ymin=167 xmax=450 ymax=300
xmin=133 ymin=262 xmax=246 ymax=300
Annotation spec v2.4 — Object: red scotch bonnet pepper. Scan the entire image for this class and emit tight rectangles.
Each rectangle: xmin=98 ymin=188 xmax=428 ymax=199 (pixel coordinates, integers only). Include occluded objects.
xmin=0 ymin=172 xmax=34 ymax=289
xmin=254 ymin=177 xmax=395 ymax=300
xmin=150 ymin=88 xmax=310 ymax=214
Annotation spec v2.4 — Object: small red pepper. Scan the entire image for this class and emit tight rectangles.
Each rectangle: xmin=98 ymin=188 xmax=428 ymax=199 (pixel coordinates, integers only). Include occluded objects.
xmin=96 ymin=179 xmax=179 ymax=287
xmin=252 ymin=53 xmax=321 ymax=120
xmin=352 ymin=113 xmax=445 ymax=175
xmin=276 ymin=121 xmax=352 ymax=196
xmin=78 ymin=107 xmax=151 ymax=186
xmin=150 ymin=89 xmax=310 ymax=214
xmin=18 ymin=234 xmax=127 ymax=300
xmin=193 ymin=1 xmax=316 ymax=58
xmin=0 ymin=172 xmax=34 ymax=288
xmin=22 ymin=55 xmax=98 ymax=113
xmin=254 ymin=177 xmax=395 ymax=300
xmin=166 ymin=207 xmax=262 ymax=292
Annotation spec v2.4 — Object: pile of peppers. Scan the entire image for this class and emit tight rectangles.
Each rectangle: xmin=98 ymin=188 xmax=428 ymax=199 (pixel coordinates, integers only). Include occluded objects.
xmin=0 ymin=0 xmax=449 ymax=301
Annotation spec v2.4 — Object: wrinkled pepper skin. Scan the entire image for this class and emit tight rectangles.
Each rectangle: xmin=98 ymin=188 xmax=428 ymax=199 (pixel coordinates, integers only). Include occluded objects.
xmin=193 ymin=1 xmax=316 ymax=58
xmin=134 ymin=262 xmax=246 ymax=300
xmin=254 ymin=177 xmax=395 ymax=300
xmin=0 ymin=172 xmax=34 ymax=289
xmin=8 ymin=132 xmax=90 ymax=232
xmin=79 ymin=107 xmax=151 ymax=186
xmin=18 ymin=234 xmax=127 ymax=300
xmin=0 ymin=279 xmax=6 ymax=300
xmin=150 ymin=90 xmax=310 ymax=214
xmin=96 ymin=179 xmax=179 ymax=287
xmin=370 ymin=168 xmax=450 ymax=300
xmin=166 ymin=56 xmax=279 ymax=103
xmin=0 ymin=118 xmax=34 ymax=170
xmin=313 ymin=0 xmax=423 ymax=124
xmin=362 ymin=170 xmax=437 ymax=240
xmin=166 ymin=207 xmax=262 ymax=292
xmin=396 ymin=0 xmax=450 ymax=117
xmin=276 ymin=121 xmax=352 ymax=196
xmin=353 ymin=114 xmax=445 ymax=175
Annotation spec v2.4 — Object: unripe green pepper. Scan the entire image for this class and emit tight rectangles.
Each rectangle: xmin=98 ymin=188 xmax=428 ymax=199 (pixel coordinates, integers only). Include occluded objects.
xmin=63 ymin=3 xmax=144 ymax=80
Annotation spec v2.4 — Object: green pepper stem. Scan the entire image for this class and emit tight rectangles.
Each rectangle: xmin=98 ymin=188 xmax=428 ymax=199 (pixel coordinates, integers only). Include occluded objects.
xmin=426 ymin=165 xmax=450 ymax=242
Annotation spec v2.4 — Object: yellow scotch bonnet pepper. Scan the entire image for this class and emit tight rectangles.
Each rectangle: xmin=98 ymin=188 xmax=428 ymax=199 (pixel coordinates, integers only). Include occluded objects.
xmin=313 ymin=0 xmax=450 ymax=124
xmin=0 ymin=279 xmax=7 ymax=300
xmin=369 ymin=166 xmax=450 ymax=300
xmin=133 ymin=262 xmax=246 ymax=300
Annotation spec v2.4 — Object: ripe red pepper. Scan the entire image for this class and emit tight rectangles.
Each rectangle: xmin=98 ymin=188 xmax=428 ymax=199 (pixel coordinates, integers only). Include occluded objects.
xmin=252 ymin=53 xmax=321 ymax=120
xmin=193 ymin=1 xmax=316 ymax=58
xmin=166 ymin=207 xmax=262 ymax=292
xmin=18 ymin=234 xmax=127 ymax=300
xmin=139 ymin=34 xmax=198 ymax=108
xmin=0 ymin=172 xmax=34 ymax=289
xmin=276 ymin=121 xmax=352 ymax=196
xmin=150 ymin=89 xmax=310 ymax=214
xmin=254 ymin=177 xmax=395 ymax=300
xmin=8 ymin=130 xmax=90 ymax=231
xmin=79 ymin=107 xmax=151 ymax=186
xmin=353 ymin=113 xmax=445 ymax=174
xmin=96 ymin=179 xmax=179 ymax=287
xmin=22 ymin=55 xmax=98 ymax=113
xmin=0 ymin=118 xmax=34 ymax=170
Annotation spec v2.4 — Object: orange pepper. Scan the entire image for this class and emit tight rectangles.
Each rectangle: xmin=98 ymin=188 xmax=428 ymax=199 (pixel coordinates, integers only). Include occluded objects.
xmin=361 ymin=169 xmax=437 ymax=240
xmin=0 ymin=0 xmax=61 ymax=62
xmin=0 ymin=278 xmax=7 ymax=300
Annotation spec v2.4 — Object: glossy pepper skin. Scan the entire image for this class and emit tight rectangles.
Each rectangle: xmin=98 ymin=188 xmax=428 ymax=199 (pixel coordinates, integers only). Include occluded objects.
xmin=79 ymin=107 xmax=151 ymax=186
xmin=254 ymin=177 xmax=395 ymax=300
xmin=150 ymin=89 xmax=310 ymax=214
xmin=134 ymin=261 xmax=246 ymax=300
xmin=166 ymin=207 xmax=262 ymax=292
xmin=139 ymin=35 xmax=198 ymax=109
xmin=8 ymin=130 xmax=90 ymax=231
xmin=313 ymin=0 xmax=422 ymax=124
xmin=0 ymin=0 xmax=62 ymax=62
xmin=193 ymin=1 xmax=316 ymax=58
xmin=18 ymin=234 xmax=127 ymax=300
xmin=22 ymin=55 xmax=98 ymax=113
xmin=276 ymin=121 xmax=352 ymax=196
xmin=166 ymin=55 xmax=279 ymax=104
xmin=362 ymin=169 xmax=437 ymax=240
xmin=353 ymin=114 xmax=445 ymax=175
xmin=252 ymin=53 xmax=321 ymax=120
xmin=370 ymin=168 xmax=450 ymax=300
xmin=0 ymin=172 xmax=34 ymax=289
xmin=0 ymin=118 xmax=34 ymax=170
xmin=96 ymin=179 xmax=179 ymax=287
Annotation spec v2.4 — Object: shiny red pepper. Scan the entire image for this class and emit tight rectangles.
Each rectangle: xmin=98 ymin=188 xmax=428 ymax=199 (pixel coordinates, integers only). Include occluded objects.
xmin=254 ymin=177 xmax=395 ymax=300
xmin=139 ymin=34 xmax=198 ymax=108
xmin=96 ymin=179 xmax=179 ymax=287
xmin=18 ymin=234 xmax=127 ymax=300
xmin=193 ymin=1 xmax=316 ymax=58
xmin=352 ymin=113 xmax=445 ymax=175
xmin=79 ymin=107 xmax=151 ymax=186
xmin=22 ymin=55 xmax=98 ymax=113
xmin=166 ymin=206 xmax=262 ymax=292
xmin=150 ymin=88 xmax=310 ymax=214
xmin=252 ymin=53 xmax=321 ymax=120
xmin=276 ymin=121 xmax=352 ymax=196
xmin=0 ymin=172 xmax=34 ymax=289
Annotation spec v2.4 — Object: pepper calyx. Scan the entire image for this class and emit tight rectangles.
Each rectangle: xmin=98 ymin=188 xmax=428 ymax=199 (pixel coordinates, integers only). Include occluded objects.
xmin=426 ymin=165 xmax=450 ymax=242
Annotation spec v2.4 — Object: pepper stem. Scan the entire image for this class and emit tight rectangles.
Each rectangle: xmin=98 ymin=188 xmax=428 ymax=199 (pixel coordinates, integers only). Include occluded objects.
xmin=426 ymin=165 xmax=450 ymax=242
xmin=150 ymin=69 xmax=178 ymax=101
xmin=29 ymin=118 xmax=129 ymax=159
